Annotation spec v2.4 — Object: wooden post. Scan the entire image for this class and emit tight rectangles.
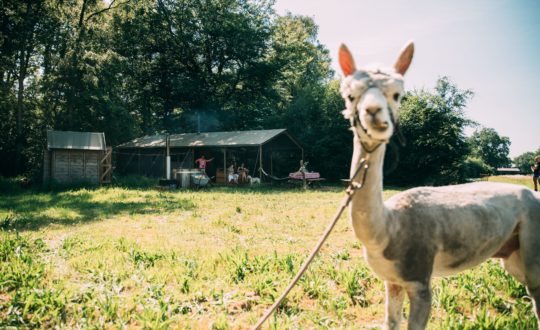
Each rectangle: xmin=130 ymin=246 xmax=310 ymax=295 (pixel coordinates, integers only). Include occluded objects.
xmin=83 ymin=151 xmax=86 ymax=181
xmin=223 ymin=148 xmax=227 ymax=184
xmin=166 ymin=135 xmax=171 ymax=179
xmin=301 ymin=160 xmax=307 ymax=189
xmin=270 ymin=151 xmax=273 ymax=176
xmin=259 ymin=145 xmax=263 ymax=180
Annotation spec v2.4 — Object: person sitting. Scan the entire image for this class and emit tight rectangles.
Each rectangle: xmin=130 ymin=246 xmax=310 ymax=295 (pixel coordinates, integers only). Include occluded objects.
xmin=237 ymin=162 xmax=249 ymax=183
xmin=227 ymin=164 xmax=238 ymax=184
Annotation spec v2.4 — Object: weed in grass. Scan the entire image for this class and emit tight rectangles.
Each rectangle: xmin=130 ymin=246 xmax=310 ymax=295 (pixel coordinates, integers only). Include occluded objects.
xmin=491 ymin=296 xmax=512 ymax=315
xmin=275 ymin=297 xmax=300 ymax=317
xmin=211 ymin=313 xmax=230 ymax=330
xmin=128 ymin=247 xmax=165 ymax=268
xmin=97 ymin=292 xmax=120 ymax=322
xmin=268 ymin=312 xmax=295 ymax=330
xmin=284 ymin=254 xmax=297 ymax=274
xmin=0 ymin=233 xmax=68 ymax=328
xmin=226 ymin=251 xmax=249 ymax=283
xmin=301 ymin=270 xmax=329 ymax=300
xmin=0 ymin=214 xmax=30 ymax=231
xmin=213 ymin=219 xmax=242 ymax=234
xmin=433 ymin=279 xmax=459 ymax=313
xmin=0 ymin=233 xmax=44 ymax=291
xmin=187 ymin=259 xmax=200 ymax=279
xmin=340 ymin=269 xmax=369 ymax=307
xmin=60 ymin=235 xmax=83 ymax=258
xmin=177 ymin=303 xmax=192 ymax=315
xmin=311 ymin=315 xmax=337 ymax=328
xmin=221 ymin=249 xmax=274 ymax=284
xmin=329 ymin=295 xmax=348 ymax=314
xmin=210 ymin=288 xmax=224 ymax=305
xmin=332 ymin=249 xmax=351 ymax=261
xmin=180 ymin=277 xmax=190 ymax=294
xmin=473 ymin=306 xmax=498 ymax=329
xmin=115 ymin=237 xmax=130 ymax=253
xmin=252 ymin=275 xmax=278 ymax=302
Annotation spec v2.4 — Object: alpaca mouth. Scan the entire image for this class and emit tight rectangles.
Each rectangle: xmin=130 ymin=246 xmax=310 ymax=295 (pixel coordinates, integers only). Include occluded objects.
xmin=354 ymin=116 xmax=392 ymax=143
xmin=372 ymin=122 xmax=389 ymax=132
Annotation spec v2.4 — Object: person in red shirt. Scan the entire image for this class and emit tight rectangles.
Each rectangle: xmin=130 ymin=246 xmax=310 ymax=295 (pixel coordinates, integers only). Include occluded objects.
xmin=195 ymin=155 xmax=214 ymax=173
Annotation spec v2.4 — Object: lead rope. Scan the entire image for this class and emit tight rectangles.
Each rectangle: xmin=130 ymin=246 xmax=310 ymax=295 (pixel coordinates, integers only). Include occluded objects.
xmin=252 ymin=154 xmax=372 ymax=330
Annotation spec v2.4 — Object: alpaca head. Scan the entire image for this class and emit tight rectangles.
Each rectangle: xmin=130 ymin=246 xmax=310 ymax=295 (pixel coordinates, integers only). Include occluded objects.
xmin=339 ymin=42 xmax=414 ymax=144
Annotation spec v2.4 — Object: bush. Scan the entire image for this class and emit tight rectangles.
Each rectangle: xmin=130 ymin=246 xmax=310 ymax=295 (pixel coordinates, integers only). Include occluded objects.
xmin=0 ymin=176 xmax=20 ymax=194
xmin=463 ymin=156 xmax=492 ymax=179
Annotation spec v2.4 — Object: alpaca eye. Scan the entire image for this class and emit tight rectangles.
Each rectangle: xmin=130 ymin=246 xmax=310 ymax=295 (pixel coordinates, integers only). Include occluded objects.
xmin=393 ymin=93 xmax=400 ymax=102
xmin=348 ymin=95 xmax=355 ymax=102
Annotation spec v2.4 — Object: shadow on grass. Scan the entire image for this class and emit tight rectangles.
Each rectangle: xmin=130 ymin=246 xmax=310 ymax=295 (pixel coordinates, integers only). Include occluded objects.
xmin=0 ymin=189 xmax=196 ymax=232
xmin=200 ymin=182 xmax=352 ymax=194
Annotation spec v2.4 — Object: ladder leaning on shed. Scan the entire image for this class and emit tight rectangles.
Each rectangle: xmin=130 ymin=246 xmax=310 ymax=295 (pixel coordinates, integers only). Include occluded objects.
xmin=100 ymin=147 xmax=113 ymax=184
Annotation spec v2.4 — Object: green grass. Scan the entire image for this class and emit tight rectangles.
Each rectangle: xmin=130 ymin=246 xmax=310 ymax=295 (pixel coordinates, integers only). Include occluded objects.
xmin=0 ymin=177 xmax=538 ymax=328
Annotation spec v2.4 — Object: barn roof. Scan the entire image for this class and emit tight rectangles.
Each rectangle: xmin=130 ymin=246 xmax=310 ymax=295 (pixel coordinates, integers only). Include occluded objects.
xmin=47 ymin=130 xmax=107 ymax=151
xmin=117 ymin=129 xmax=300 ymax=149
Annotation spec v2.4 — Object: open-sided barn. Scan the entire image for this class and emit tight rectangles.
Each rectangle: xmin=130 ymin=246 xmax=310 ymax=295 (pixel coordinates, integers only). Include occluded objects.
xmin=43 ymin=130 xmax=112 ymax=184
xmin=115 ymin=129 xmax=303 ymax=182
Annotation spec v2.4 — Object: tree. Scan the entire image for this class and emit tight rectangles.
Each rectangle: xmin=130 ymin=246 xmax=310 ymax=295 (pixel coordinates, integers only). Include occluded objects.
xmin=110 ymin=0 xmax=277 ymax=134
xmin=468 ymin=127 xmax=511 ymax=171
xmin=385 ymin=77 xmax=475 ymax=186
xmin=0 ymin=0 xmax=47 ymax=175
xmin=265 ymin=14 xmax=349 ymax=178
xmin=514 ymin=149 xmax=540 ymax=174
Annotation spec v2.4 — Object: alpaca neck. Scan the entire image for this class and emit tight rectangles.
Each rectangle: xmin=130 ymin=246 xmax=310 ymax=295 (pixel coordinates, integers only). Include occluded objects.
xmin=350 ymin=136 xmax=388 ymax=247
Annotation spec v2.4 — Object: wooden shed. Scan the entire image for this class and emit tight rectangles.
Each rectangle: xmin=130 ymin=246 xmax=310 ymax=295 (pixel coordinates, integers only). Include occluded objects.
xmin=43 ymin=130 xmax=112 ymax=184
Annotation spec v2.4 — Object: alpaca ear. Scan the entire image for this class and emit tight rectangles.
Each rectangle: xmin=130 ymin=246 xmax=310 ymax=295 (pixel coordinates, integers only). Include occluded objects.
xmin=394 ymin=41 xmax=414 ymax=75
xmin=339 ymin=44 xmax=356 ymax=76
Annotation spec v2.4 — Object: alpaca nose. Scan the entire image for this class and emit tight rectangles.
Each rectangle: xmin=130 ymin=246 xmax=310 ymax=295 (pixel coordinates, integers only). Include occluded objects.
xmin=366 ymin=106 xmax=382 ymax=116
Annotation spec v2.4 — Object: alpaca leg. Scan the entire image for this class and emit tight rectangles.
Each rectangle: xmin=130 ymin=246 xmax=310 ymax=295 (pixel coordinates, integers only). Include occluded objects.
xmin=501 ymin=250 xmax=540 ymax=328
xmin=405 ymin=282 xmax=432 ymax=330
xmin=502 ymin=251 xmax=526 ymax=284
xmin=526 ymin=285 xmax=540 ymax=329
xmin=383 ymin=282 xmax=405 ymax=330
xmin=520 ymin=212 xmax=540 ymax=328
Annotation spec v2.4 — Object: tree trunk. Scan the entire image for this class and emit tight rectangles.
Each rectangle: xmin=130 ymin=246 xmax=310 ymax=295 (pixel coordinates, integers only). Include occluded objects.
xmin=15 ymin=52 xmax=25 ymax=171
xmin=15 ymin=0 xmax=35 ymax=174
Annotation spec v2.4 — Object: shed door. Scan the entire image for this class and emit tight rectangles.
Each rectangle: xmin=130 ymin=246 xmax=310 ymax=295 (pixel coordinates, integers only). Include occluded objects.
xmin=84 ymin=152 xmax=99 ymax=184
xmin=69 ymin=151 xmax=84 ymax=181
xmin=52 ymin=150 xmax=70 ymax=182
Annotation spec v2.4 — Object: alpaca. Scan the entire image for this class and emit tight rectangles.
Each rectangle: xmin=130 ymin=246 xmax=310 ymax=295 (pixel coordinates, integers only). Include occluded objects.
xmin=339 ymin=42 xmax=540 ymax=329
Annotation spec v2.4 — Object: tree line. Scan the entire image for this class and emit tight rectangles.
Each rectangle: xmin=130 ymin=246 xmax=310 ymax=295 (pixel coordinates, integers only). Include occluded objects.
xmin=1 ymin=0 xmax=536 ymax=185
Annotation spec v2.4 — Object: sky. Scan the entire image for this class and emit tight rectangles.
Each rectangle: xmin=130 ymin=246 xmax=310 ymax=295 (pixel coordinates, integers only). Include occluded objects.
xmin=273 ymin=0 xmax=540 ymax=158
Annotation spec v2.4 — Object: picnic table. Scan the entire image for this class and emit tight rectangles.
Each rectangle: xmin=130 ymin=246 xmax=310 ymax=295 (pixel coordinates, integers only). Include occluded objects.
xmin=288 ymin=171 xmax=325 ymax=187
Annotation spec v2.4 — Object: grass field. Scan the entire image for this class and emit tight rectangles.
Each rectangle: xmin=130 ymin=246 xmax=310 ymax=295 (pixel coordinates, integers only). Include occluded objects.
xmin=0 ymin=176 xmax=538 ymax=329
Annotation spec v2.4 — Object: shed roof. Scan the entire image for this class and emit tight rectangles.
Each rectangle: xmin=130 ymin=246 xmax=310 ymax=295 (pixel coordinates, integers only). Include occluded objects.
xmin=496 ymin=167 xmax=521 ymax=173
xmin=47 ymin=130 xmax=107 ymax=151
xmin=117 ymin=129 xmax=300 ymax=149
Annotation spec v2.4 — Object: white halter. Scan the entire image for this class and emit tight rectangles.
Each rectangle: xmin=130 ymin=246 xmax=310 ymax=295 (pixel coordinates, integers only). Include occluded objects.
xmin=343 ymin=69 xmax=401 ymax=151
